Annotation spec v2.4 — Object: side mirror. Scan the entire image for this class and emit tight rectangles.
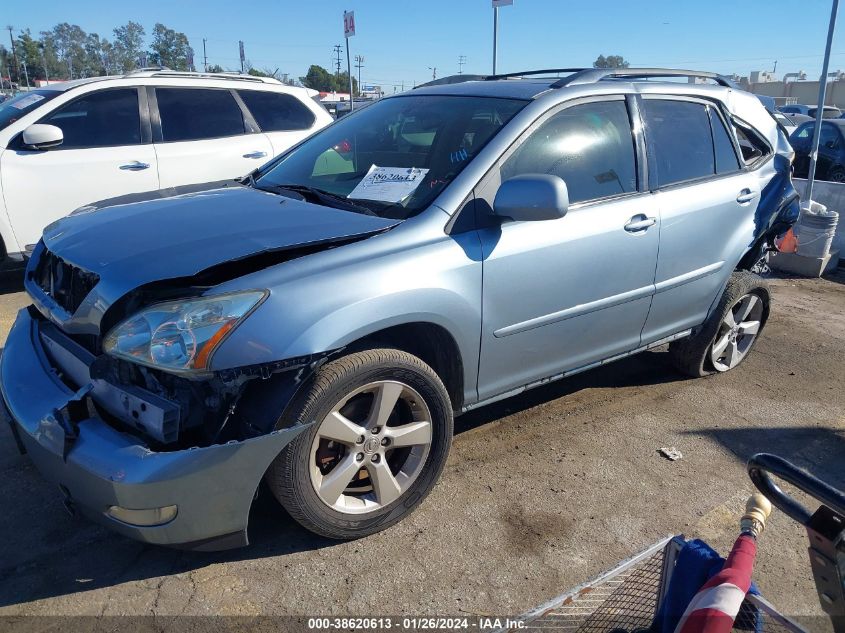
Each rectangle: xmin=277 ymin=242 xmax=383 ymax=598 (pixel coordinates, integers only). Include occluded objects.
xmin=22 ymin=124 xmax=64 ymax=150
xmin=493 ymin=174 xmax=569 ymax=222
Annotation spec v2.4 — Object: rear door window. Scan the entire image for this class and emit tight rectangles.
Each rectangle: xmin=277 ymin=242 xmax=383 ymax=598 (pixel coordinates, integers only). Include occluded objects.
xmin=501 ymin=100 xmax=638 ymax=204
xmin=708 ymin=107 xmax=741 ymax=174
xmin=237 ymin=90 xmax=315 ymax=131
xmin=156 ymin=88 xmax=246 ymax=142
xmin=40 ymin=88 xmax=141 ymax=149
xmin=820 ymin=123 xmax=842 ymax=149
xmin=642 ymin=99 xmax=714 ymax=187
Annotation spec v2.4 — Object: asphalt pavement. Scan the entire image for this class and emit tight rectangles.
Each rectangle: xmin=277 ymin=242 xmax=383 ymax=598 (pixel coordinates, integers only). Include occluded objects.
xmin=0 ymin=269 xmax=843 ymax=631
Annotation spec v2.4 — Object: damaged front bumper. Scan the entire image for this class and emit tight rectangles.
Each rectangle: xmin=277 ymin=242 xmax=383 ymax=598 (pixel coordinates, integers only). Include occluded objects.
xmin=0 ymin=308 xmax=309 ymax=550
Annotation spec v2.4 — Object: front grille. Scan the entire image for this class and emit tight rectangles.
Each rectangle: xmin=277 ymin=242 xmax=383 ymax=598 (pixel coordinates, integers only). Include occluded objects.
xmin=32 ymin=248 xmax=100 ymax=316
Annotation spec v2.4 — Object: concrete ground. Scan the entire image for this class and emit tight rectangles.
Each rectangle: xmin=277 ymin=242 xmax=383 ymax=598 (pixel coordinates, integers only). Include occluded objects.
xmin=0 ymin=269 xmax=843 ymax=631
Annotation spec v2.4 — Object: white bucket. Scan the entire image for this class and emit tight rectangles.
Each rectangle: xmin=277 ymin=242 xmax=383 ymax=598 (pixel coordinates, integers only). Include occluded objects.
xmin=797 ymin=201 xmax=839 ymax=259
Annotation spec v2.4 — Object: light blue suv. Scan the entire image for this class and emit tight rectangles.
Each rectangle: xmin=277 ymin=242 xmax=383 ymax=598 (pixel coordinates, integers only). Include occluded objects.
xmin=1 ymin=68 xmax=799 ymax=549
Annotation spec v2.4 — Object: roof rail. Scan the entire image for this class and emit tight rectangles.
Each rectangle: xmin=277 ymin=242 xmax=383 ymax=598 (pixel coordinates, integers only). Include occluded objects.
xmin=486 ymin=68 xmax=588 ymax=80
xmin=415 ymin=74 xmax=487 ymax=88
xmin=415 ymin=68 xmax=586 ymax=89
xmin=552 ymin=68 xmax=739 ymax=89
xmin=125 ymin=66 xmax=169 ymax=74
xmin=122 ymin=68 xmax=280 ymax=84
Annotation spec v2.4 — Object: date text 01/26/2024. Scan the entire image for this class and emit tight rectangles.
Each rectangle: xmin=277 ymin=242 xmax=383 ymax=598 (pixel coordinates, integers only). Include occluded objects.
xmin=306 ymin=617 xmax=526 ymax=630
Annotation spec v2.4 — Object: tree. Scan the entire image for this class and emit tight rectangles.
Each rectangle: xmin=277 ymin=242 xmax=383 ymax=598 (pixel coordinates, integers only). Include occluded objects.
xmin=112 ymin=21 xmax=145 ymax=72
xmin=593 ymin=54 xmax=629 ymax=69
xmin=207 ymin=63 xmax=225 ymax=73
xmin=148 ymin=23 xmax=191 ymax=70
xmin=301 ymin=64 xmax=335 ymax=91
xmin=46 ymin=23 xmax=89 ymax=79
xmin=15 ymin=30 xmax=43 ymax=83
xmin=300 ymin=64 xmax=358 ymax=94
xmin=0 ymin=45 xmax=15 ymax=85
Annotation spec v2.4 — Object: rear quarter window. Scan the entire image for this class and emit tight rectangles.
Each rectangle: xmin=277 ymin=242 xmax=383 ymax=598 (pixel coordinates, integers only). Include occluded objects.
xmin=238 ymin=90 xmax=316 ymax=131
xmin=733 ymin=123 xmax=771 ymax=166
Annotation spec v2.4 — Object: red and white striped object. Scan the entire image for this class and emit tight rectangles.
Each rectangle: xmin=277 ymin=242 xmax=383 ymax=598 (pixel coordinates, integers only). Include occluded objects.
xmin=673 ymin=534 xmax=757 ymax=633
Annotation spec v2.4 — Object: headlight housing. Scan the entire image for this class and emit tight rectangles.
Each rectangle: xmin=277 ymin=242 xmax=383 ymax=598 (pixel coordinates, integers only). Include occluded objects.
xmin=103 ymin=291 xmax=266 ymax=373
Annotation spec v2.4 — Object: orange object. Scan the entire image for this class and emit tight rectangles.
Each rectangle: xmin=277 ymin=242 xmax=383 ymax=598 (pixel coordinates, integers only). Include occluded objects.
xmin=775 ymin=227 xmax=798 ymax=253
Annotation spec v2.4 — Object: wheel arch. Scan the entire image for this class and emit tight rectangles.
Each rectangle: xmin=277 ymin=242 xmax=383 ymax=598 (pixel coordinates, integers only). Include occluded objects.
xmin=341 ymin=321 xmax=465 ymax=412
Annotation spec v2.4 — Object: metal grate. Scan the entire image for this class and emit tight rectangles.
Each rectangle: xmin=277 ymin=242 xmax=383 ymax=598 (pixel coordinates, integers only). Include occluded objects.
xmin=512 ymin=538 xmax=807 ymax=633
xmin=525 ymin=551 xmax=664 ymax=633
xmin=32 ymin=248 xmax=99 ymax=316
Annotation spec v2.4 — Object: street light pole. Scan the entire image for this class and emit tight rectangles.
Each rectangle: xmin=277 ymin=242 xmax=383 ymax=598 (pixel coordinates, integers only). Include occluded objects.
xmin=492 ymin=6 xmax=498 ymax=75
xmin=806 ymin=0 xmax=840 ymax=208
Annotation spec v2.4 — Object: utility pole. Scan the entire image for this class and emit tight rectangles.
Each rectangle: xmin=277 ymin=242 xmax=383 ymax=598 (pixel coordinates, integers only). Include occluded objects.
xmin=772 ymin=60 xmax=778 ymax=73
xmin=333 ymin=44 xmax=343 ymax=76
xmin=37 ymin=42 xmax=49 ymax=83
xmin=19 ymin=56 xmax=29 ymax=88
xmin=806 ymin=0 xmax=840 ymax=207
xmin=493 ymin=6 xmax=498 ymax=74
xmin=428 ymin=66 xmax=437 ymax=81
xmin=202 ymin=38 xmax=208 ymax=72
xmin=458 ymin=55 xmax=466 ymax=74
xmin=354 ymin=55 xmax=364 ymax=94
xmin=346 ymin=41 xmax=353 ymax=104
xmin=491 ymin=0 xmax=513 ymax=75
xmin=6 ymin=26 xmax=19 ymax=86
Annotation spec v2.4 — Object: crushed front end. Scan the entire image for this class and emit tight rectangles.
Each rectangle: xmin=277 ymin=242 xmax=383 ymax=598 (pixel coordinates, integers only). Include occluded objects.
xmin=0 ymin=245 xmax=316 ymax=550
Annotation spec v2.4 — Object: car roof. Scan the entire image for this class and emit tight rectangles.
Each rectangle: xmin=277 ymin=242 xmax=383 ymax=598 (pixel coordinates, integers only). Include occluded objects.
xmin=409 ymin=78 xmax=556 ymax=100
xmin=407 ymin=67 xmax=740 ymax=101
xmin=34 ymin=69 xmax=296 ymax=93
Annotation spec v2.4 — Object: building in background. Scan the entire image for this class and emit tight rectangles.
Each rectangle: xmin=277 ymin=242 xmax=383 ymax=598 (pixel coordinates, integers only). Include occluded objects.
xmin=738 ymin=70 xmax=845 ymax=109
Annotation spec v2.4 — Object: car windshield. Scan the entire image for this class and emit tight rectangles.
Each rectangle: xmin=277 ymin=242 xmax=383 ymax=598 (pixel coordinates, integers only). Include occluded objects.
xmin=0 ymin=90 xmax=61 ymax=131
xmin=254 ymin=94 xmax=527 ymax=219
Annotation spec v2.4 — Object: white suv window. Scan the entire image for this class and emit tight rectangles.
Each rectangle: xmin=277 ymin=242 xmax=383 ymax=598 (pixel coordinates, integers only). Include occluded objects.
xmin=40 ymin=88 xmax=141 ymax=149
xmin=237 ymin=90 xmax=315 ymax=131
xmin=156 ymin=88 xmax=246 ymax=142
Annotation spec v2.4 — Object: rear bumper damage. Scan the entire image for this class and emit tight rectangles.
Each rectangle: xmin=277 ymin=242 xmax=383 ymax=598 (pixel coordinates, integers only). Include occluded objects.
xmin=0 ymin=308 xmax=310 ymax=550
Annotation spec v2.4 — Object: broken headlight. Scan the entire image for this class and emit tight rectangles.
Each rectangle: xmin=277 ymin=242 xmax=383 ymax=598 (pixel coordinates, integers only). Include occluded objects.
xmin=103 ymin=291 xmax=266 ymax=373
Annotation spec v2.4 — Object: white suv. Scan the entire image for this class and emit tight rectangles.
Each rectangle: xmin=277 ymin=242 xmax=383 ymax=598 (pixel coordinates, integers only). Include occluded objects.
xmin=0 ymin=70 xmax=333 ymax=264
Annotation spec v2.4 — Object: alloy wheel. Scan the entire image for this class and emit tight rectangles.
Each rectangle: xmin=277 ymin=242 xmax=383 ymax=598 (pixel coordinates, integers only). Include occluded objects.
xmin=710 ymin=292 xmax=764 ymax=372
xmin=309 ymin=380 xmax=433 ymax=514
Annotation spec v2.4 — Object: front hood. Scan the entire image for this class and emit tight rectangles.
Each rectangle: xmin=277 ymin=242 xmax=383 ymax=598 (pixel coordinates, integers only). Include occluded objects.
xmin=42 ymin=185 xmax=398 ymax=285
xmin=31 ymin=185 xmax=398 ymax=334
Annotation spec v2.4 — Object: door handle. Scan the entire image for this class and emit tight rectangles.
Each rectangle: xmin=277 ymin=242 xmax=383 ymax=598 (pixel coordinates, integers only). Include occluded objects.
xmin=243 ymin=151 xmax=267 ymax=159
xmin=736 ymin=188 xmax=758 ymax=204
xmin=119 ymin=161 xmax=150 ymax=171
xmin=624 ymin=215 xmax=657 ymax=232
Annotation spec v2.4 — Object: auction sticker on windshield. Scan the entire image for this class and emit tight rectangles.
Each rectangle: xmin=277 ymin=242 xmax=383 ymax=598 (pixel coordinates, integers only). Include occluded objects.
xmin=347 ymin=165 xmax=429 ymax=203
xmin=10 ymin=93 xmax=45 ymax=109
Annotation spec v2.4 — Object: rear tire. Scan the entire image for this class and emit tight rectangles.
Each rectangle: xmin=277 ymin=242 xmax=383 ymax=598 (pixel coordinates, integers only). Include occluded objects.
xmin=829 ymin=167 xmax=845 ymax=183
xmin=668 ymin=271 xmax=770 ymax=378
xmin=265 ymin=348 xmax=453 ymax=539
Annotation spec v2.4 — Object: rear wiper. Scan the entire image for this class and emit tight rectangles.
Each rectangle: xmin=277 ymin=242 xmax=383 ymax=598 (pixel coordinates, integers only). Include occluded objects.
xmin=255 ymin=183 xmax=377 ymax=216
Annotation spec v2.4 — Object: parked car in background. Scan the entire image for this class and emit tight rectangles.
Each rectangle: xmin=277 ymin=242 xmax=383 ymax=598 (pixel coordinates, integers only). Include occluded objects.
xmin=772 ymin=112 xmax=802 ymax=135
xmin=1 ymin=68 xmax=799 ymax=549
xmin=0 ymin=70 xmax=333 ymax=266
xmin=780 ymin=104 xmax=842 ymax=119
xmin=790 ymin=119 xmax=845 ymax=181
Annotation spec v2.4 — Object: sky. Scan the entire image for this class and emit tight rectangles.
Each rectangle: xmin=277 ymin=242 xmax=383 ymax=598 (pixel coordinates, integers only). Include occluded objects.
xmin=4 ymin=0 xmax=845 ymax=91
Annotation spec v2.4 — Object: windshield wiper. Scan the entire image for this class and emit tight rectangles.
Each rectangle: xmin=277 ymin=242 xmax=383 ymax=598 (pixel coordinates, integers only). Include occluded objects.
xmin=254 ymin=183 xmax=377 ymax=216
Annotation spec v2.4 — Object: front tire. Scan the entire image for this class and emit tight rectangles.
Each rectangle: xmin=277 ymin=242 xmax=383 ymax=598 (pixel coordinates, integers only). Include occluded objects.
xmin=668 ymin=271 xmax=770 ymax=378
xmin=265 ymin=348 xmax=453 ymax=539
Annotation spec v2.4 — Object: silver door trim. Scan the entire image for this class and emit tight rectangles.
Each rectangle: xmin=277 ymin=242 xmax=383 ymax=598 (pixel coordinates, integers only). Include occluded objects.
xmin=653 ymin=261 xmax=724 ymax=294
xmin=493 ymin=282 xmax=655 ymax=338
